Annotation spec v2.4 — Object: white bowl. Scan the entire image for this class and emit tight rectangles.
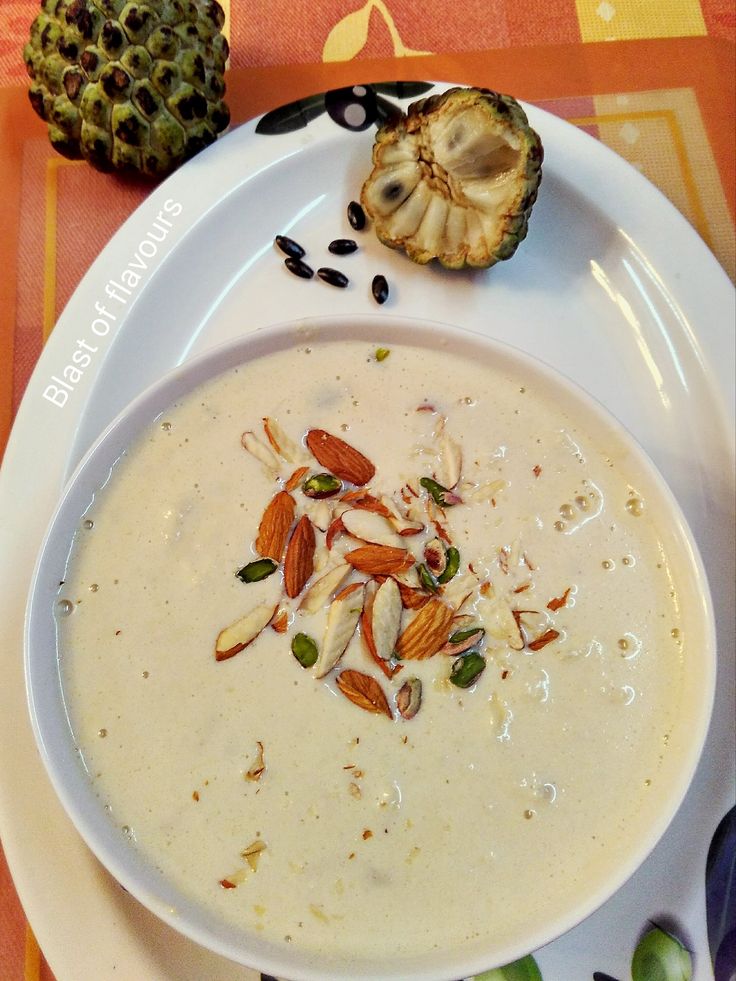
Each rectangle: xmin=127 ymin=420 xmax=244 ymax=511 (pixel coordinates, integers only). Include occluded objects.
xmin=25 ymin=315 xmax=716 ymax=980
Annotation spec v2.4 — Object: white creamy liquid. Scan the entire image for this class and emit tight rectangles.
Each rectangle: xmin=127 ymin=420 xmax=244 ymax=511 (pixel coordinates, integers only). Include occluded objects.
xmin=58 ymin=338 xmax=687 ymax=961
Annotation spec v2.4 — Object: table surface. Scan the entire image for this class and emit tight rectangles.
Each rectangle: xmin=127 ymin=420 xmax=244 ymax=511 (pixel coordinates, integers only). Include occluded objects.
xmin=0 ymin=2 xmax=734 ymax=980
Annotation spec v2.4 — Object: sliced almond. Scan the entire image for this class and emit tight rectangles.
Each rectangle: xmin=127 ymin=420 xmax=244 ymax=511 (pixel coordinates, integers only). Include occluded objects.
xmin=313 ymin=582 xmax=365 ymax=678
xmin=215 ymin=603 xmax=277 ymax=661
xmin=245 ymin=741 xmax=266 ymax=782
xmin=241 ymin=431 xmax=280 ymax=472
xmin=310 ymin=499 xmax=333 ymax=532
xmin=395 ymin=578 xmax=430 ymax=610
xmin=342 ymin=508 xmax=402 ymax=547
xmin=371 ymin=577 xmax=402 ymax=661
xmin=299 ymin=563 xmax=352 ymax=614
xmin=345 ymin=544 xmax=415 ymax=576
xmin=306 ymin=429 xmax=375 ymax=486
xmin=336 ymin=668 xmax=392 ymax=719
xmin=478 ymin=595 xmax=524 ymax=650
xmin=255 ymin=491 xmax=295 ymax=561
xmin=284 ymin=515 xmax=316 ymax=599
xmin=395 ymin=598 xmax=454 ymax=661
xmin=263 ymin=417 xmax=301 ymax=463
xmin=361 ymin=581 xmax=403 ymax=679
xmin=241 ymin=839 xmax=267 ymax=871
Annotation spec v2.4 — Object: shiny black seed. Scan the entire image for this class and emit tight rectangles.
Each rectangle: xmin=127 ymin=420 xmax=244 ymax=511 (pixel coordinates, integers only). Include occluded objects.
xmin=371 ymin=274 xmax=389 ymax=305
xmin=347 ymin=200 xmax=366 ymax=230
xmin=275 ymin=235 xmax=305 ymax=259
xmin=328 ymin=238 xmax=358 ymax=255
xmin=317 ymin=267 xmax=348 ymax=288
xmin=285 ymin=257 xmax=314 ymax=279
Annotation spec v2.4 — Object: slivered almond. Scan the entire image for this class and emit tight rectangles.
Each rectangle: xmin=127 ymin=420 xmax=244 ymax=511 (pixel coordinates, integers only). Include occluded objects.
xmin=336 ymin=669 xmax=392 ymax=719
xmin=346 ymin=495 xmax=393 ymax=519
xmin=263 ymin=417 xmax=300 ymax=463
xmin=255 ymin=491 xmax=295 ymax=561
xmin=547 ymin=588 xmax=571 ymax=612
xmin=371 ymin=577 xmax=403 ymax=661
xmin=528 ymin=628 xmax=560 ymax=651
xmin=345 ymin=545 xmax=414 ymax=576
xmin=342 ymin=508 xmax=401 ymax=547
xmin=313 ymin=582 xmax=365 ymax=678
xmin=306 ymin=429 xmax=375 ymax=486
xmin=286 ymin=465 xmax=310 ymax=492
xmin=326 ymin=514 xmax=346 ymax=550
xmin=284 ymin=515 xmax=316 ymax=598
xmin=396 ymin=578 xmax=430 ymax=610
xmin=395 ymin=598 xmax=454 ymax=661
xmin=215 ymin=603 xmax=277 ymax=661
xmin=241 ymin=431 xmax=279 ymax=472
xmin=438 ymin=430 xmax=462 ymax=489
xmin=299 ymin=563 xmax=352 ymax=614
xmin=270 ymin=608 xmax=289 ymax=633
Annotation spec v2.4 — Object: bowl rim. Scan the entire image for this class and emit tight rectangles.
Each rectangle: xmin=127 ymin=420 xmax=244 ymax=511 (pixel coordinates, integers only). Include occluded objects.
xmin=24 ymin=313 xmax=717 ymax=980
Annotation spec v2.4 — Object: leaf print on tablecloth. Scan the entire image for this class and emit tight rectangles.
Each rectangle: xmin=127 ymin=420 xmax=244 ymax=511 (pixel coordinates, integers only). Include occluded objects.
xmin=322 ymin=0 xmax=432 ymax=61
xmin=706 ymin=803 xmax=736 ymax=980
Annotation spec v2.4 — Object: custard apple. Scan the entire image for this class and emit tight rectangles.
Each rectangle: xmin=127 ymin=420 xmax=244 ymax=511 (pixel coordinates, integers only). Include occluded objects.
xmin=361 ymin=87 xmax=543 ymax=269
xmin=23 ymin=0 xmax=230 ymax=177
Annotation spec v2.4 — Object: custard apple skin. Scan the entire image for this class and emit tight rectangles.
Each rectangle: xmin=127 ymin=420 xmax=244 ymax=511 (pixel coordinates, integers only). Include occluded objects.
xmin=360 ymin=87 xmax=543 ymax=270
xmin=23 ymin=0 xmax=230 ymax=178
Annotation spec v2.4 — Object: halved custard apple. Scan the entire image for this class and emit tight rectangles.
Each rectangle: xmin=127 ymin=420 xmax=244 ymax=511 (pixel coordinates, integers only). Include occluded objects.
xmin=360 ymin=87 xmax=543 ymax=269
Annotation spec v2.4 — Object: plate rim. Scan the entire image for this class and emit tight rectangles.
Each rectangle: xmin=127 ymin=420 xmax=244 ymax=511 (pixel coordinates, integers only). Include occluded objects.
xmin=1 ymin=81 xmax=734 ymax=980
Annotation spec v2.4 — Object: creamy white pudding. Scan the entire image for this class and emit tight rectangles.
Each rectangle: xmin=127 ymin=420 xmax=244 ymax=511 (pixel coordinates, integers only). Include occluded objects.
xmin=56 ymin=333 xmax=694 ymax=964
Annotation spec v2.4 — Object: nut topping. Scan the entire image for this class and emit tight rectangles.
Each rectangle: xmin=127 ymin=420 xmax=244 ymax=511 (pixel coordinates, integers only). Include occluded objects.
xmin=306 ymin=429 xmax=376 ymax=486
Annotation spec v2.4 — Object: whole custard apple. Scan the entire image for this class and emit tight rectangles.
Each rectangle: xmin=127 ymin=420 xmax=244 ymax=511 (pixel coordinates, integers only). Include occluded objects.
xmin=23 ymin=0 xmax=230 ymax=178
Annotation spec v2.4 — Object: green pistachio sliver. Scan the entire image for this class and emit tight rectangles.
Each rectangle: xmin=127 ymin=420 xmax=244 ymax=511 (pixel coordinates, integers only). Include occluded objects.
xmin=436 ymin=546 xmax=460 ymax=584
xmin=450 ymin=651 xmax=486 ymax=689
xmin=375 ymin=347 xmax=390 ymax=361
xmin=449 ymin=625 xmax=485 ymax=645
xmin=291 ymin=632 xmax=319 ymax=669
xmin=419 ymin=476 xmax=458 ymax=507
xmin=236 ymin=558 xmax=278 ymax=583
xmin=302 ymin=472 xmax=343 ymax=499
xmin=417 ymin=563 xmax=439 ymax=594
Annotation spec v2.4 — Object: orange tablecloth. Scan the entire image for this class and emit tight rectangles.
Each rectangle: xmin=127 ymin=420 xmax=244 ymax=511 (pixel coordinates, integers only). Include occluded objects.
xmin=1 ymin=2 xmax=734 ymax=978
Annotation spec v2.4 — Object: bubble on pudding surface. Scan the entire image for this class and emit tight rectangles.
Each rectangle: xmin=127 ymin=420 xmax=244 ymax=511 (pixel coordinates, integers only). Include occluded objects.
xmin=617 ymin=632 xmax=642 ymax=660
xmin=625 ymin=495 xmax=644 ymax=516
xmin=56 ymin=599 xmax=74 ymax=617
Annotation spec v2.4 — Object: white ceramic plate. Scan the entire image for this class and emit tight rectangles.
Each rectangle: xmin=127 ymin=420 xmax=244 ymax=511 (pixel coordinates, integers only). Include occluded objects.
xmin=1 ymin=83 xmax=734 ymax=981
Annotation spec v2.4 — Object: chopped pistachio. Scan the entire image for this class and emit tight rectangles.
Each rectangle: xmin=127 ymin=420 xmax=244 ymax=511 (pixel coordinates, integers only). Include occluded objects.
xmin=236 ymin=558 xmax=278 ymax=583
xmin=437 ymin=546 xmax=460 ymax=583
xmin=449 ymin=625 xmax=485 ymax=645
xmin=302 ymin=473 xmax=343 ymax=499
xmin=375 ymin=347 xmax=390 ymax=362
xmin=450 ymin=651 xmax=486 ymax=688
xmin=417 ymin=563 xmax=439 ymax=594
xmin=396 ymin=677 xmax=422 ymax=719
xmin=419 ymin=476 xmax=459 ymax=507
xmin=291 ymin=632 xmax=319 ymax=668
